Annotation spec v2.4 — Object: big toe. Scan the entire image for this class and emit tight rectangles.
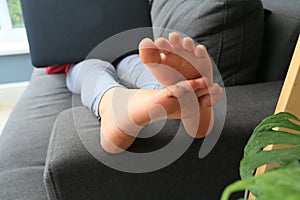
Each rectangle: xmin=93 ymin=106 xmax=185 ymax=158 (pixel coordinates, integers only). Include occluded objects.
xmin=139 ymin=38 xmax=161 ymax=65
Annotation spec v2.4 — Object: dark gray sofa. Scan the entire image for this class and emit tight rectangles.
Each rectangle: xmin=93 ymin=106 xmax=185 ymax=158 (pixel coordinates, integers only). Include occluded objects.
xmin=0 ymin=0 xmax=299 ymax=199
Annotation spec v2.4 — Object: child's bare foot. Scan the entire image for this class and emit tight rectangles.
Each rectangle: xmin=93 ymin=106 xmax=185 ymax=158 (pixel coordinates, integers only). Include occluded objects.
xmin=139 ymin=32 xmax=223 ymax=138
xmin=99 ymin=78 xmax=211 ymax=154
xmin=139 ymin=32 xmax=213 ymax=87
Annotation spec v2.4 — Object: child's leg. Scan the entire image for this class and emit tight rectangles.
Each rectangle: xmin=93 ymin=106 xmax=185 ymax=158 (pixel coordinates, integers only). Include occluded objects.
xmin=66 ymin=59 xmax=124 ymax=117
xmin=98 ymin=77 xmax=210 ymax=153
xmin=116 ymin=54 xmax=163 ymax=90
xmin=66 ymin=58 xmax=210 ymax=154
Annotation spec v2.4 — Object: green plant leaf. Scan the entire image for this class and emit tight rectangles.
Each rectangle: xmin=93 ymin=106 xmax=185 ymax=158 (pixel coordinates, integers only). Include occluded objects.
xmin=221 ymin=168 xmax=300 ymax=200
xmin=240 ymin=112 xmax=300 ymax=180
xmin=221 ymin=112 xmax=300 ymax=199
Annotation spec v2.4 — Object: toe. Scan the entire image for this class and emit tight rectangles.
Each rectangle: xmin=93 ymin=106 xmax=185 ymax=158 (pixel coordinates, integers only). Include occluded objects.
xmin=176 ymin=78 xmax=205 ymax=92
xmin=155 ymin=37 xmax=174 ymax=55
xmin=166 ymin=80 xmax=194 ymax=98
xmin=201 ymin=95 xmax=213 ymax=107
xmin=176 ymin=80 xmax=195 ymax=92
xmin=195 ymin=45 xmax=208 ymax=58
xmin=166 ymin=78 xmax=208 ymax=98
xmin=182 ymin=37 xmax=196 ymax=52
xmin=210 ymin=84 xmax=223 ymax=105
xmin=169 ymin=32 xmax=183 ymax=50
xmin=195 ymin=88 xmax=209 ymax=97
xmin=195 ymin=77 xmax=209 ymax=88
xmin=201 ymin=84 xmax=223 ymax=107
xmin=139 ymin=38 xmax=161 ymax=64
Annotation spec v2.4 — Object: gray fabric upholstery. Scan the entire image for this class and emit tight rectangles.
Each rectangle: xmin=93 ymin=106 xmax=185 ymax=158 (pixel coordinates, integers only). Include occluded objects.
xmin=1 ymin=0 xmax=298 ymax=199
xmin=258 ymin=0 xmax=300 ymax=82
xmin=0 ymin=69 xmax=72 ymax=200
xmin=21 ymin=0 xmax=152 ymax=67
xmin=151 ymin=0 xmax=264 ymax=86
xmin=44 ymin=81 xmax=282 ymax=200
xmin=0 ymin=168 xmax=47 ymax=200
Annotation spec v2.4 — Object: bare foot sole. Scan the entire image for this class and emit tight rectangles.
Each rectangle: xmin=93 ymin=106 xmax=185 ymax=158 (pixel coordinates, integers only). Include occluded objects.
xmin=139 ymin=32 xmax=213 ymax=86
xmin=139 ymin=32 xmax=223 ymax=138
xmin=99 ymin=78 xmax=210 ymax=154
xmin=139 ymin=33 xmax=223 ymax=108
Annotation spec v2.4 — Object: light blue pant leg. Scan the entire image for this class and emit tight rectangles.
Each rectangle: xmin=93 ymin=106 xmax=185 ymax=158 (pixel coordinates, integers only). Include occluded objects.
xmin=116 ymin=54 xmax=163 ymax=90
xmin=66 ymin=59 xmax=123 ymax=118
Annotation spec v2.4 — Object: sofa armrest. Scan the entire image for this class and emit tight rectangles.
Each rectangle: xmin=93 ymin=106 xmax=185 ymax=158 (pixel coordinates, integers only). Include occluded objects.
xmin=259 ymin=0 xmax=300 ymax=82
xmin=44 ymin=81 xmax=282 ymax=200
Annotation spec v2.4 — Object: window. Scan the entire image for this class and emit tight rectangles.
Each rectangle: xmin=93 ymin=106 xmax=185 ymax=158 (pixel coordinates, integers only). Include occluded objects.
xmin=0 ymin=0 xmax=29 ymax=56
xmin=7 ymin=0 xmax=24 ymax=28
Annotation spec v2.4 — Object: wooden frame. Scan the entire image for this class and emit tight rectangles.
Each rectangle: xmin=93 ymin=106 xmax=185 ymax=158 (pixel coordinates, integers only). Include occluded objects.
xmin=249 ymin=34 xmax=300 ymax=199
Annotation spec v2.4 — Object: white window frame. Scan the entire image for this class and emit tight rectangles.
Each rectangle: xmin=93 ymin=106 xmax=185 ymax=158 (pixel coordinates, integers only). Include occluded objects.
xmin=0 ymin=0 xmax=29 ymax=56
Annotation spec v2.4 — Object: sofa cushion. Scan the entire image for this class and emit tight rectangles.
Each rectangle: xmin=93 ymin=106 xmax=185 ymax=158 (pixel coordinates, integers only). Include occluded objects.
xmin=21 ymin=0 xmax=153 ymax=67
xmin=258 ymin=0 xmax=300 ymax=82
xmin=0 ymin=69 xmax=72 ymax=199
xmin=44 ymin=81 xmax=282 ymax=200
xmin=151 ymin=0 xmax=264 ymax=86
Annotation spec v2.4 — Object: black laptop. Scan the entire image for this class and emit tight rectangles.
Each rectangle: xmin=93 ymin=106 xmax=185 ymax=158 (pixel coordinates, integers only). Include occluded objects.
xmin=21 ymin=0 xmax=153 ymax=67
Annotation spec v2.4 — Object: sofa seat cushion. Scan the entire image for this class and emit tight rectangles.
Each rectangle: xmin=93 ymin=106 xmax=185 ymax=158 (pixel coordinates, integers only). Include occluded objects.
xmin=0 ymin=69 xmax=72 ymax=199
xmin=44 ymin=81 xmax=282 ymax=200
xmin=151 ymin=0 xmax=264 ymax=86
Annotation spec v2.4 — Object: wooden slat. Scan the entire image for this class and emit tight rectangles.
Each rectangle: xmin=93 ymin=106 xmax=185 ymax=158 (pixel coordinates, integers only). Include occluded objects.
xmin=249 ymin=35 xmax=300 ymax=200
xmin=275 ymin=36 xmax=300 ymax=117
